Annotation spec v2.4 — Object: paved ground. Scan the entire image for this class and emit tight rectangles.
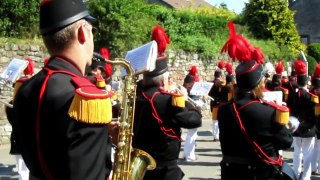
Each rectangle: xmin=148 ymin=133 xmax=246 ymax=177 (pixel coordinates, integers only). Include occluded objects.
xmin=1 ymin=119 xmax=320 ymax=180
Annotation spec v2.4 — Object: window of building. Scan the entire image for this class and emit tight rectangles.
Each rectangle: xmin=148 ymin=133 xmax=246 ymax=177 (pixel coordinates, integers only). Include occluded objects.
xmin=301 ymin=35 xmax=309 ymax=45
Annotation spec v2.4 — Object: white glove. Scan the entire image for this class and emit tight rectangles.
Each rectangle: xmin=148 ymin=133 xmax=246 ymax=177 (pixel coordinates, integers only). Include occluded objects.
xmin=286 ymin=116 xmax=300 ymax=133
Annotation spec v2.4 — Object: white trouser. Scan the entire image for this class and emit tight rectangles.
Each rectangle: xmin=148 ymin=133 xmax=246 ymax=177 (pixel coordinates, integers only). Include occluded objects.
xmin=183 ymin=128 xmax=198 ymax=160
xmin=14 ymin=155 xmax=29 ymax=180
xmin=211 ymin=120 xmax=219 ymax=139
xmin=311 ymin=138 xmax=320 ymax=173
xmin=293 ymin=137 xmax=315 ymax=180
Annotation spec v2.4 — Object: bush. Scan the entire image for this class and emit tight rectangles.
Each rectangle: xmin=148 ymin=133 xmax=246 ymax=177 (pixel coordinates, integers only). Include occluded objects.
xmin=306 ymin=55 xmax=317 ymax=76
xmin=0 ymin=0 xmax=39 ymax=38
xmin=307 ymin=43 xmax=320 ymax=63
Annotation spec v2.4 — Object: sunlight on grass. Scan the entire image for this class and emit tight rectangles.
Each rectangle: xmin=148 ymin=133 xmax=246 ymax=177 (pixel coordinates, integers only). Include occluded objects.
xmin=0 ymin=37 xmax=43 ymax=45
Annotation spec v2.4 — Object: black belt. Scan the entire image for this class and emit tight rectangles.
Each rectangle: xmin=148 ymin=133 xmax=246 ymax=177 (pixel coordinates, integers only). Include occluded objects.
xmin=222 ymin=155 xmax=256 ymax=165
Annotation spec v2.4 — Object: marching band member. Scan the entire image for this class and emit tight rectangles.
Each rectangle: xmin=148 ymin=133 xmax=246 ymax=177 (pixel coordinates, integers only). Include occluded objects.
xmin=13 ymin=0 xmax=116 ymax=179
xmin=183 ymin=65 xmax=202 ymax=162
xmin=208 ymin=60 xmax=224 ymax=141
xmin=291 ymin=59 xmax=319 ymax=180
xmin=132 ymin=25 xmax=202 ymax=180
xmin=266 ymin=59 xmax=289 ymax=103
xmin=311 ymin=64 xmax=320 ymax=176
xmin=216 ymin=21 xmax=293 ymax=180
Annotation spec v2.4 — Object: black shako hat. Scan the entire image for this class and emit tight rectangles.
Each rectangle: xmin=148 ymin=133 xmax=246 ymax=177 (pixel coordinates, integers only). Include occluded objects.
xmin=40 ymin=0 xmax=95 ymax=35
xmin=236 ymin=60 xmax=264 ymax=90
xmin=144 ymin=55 xmax=168 ymax=77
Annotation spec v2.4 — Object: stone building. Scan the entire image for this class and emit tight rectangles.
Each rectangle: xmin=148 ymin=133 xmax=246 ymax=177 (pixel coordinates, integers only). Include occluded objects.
xmin=289 ymin=0 xmax=320 ymax=44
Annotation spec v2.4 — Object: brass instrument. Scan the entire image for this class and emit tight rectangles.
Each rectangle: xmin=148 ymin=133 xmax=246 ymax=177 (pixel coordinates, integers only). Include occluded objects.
xmin=96 ymin=54 xmax=156 ymax=180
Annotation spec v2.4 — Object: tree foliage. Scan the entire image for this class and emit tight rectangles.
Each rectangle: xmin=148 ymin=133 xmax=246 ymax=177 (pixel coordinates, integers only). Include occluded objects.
xmin=307 ymin=43 xmax=320 ymax=63
xmin=242 ymin=0 xmax=302 ymax=54
xmin=0 ymin=0 xmax=39 ymax=38
xmin=88 ymin=0 xmax=157 ymax=57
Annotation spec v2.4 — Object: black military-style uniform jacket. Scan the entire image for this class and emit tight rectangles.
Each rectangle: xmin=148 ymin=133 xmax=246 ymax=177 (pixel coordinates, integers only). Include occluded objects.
xmin=217 ymin=94 xmax=293 ymax=179
xmin=282 ymin=80 xmax=299 ymax=113
xmin=133 ymin=86 xmax=201 ymax=179
xmin=13 ymin=57 xmax=112 ymax=180
xmin=208 ymin=78 xmax=223 ymax=109
xmin=6 ymin=100 xmax=21 ymax=155
xmin=310 ymin=86 xmax=320 ymax=139
xmin=133 ymin=87 xmax=202 ymax=160
xmin=220 ymin=83 xmax=234 ymax=103
xmin=292 ymin=88 xmax=318 ymax=138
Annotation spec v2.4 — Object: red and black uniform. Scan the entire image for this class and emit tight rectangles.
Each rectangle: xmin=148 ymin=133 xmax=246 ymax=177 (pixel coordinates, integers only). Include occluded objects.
xmin=310 ymin=86 xmax=320 ymax=139
xmin=208 ymin=78 xmax=223 ymax=109
xmin=292 ymin=88 xmax=318 ymax=137
xmin=133 ymin=86 xmax=202 ymax=180
xmin=217 ymin=93 xmax=293 ymax=179
xmin=13 ymin=57 xmax=113 ymax=180
xmin=282 ymin=79 xmax=299 ymax=113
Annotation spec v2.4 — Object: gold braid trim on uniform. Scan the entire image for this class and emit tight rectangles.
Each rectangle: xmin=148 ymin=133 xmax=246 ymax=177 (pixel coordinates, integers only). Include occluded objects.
xmin=315 ymin=104 xmax=320 ymax=116
xmin=68 ymin=93 xmax=112 ymax=124
xmin=311 ymin=94 xmax=319 ymax=104
xmin=172 ymin=96 xmax=185 ymax=108
xmin=212 ymin=106 xmax=218 ymax=120
xmin=228 ymin=92 xmax=233 ymax=101
xmin=275 ymin=110 xmax=289 ymax=125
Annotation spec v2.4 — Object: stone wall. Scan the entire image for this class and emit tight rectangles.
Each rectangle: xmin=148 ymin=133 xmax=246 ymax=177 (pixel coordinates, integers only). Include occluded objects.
xmin=0 ymin=44 xmax=219 ymax=146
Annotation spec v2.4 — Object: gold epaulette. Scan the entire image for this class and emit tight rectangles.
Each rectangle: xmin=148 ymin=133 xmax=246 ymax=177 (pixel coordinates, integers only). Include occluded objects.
xmin=171 ymin=94 xmax=185 ymax=108
xmin=309 ymin=92 xmax=319 ymax=104
xmin=13 ymin=77 xmax=29 ymax=100
xmin=162 ymin=91 xmax=185 ymax=108
xmin=263 ymin=101 xmax=289 ymax=125
xmin=212 ymin=106 xmax=218 ymax=120
xmin=68 ymin=77 xmax=113 ymax=124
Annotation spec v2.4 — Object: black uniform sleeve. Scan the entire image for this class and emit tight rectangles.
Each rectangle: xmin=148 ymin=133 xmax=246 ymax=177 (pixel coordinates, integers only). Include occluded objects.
xmin=171 ymin=101 xmax=202 ymax=129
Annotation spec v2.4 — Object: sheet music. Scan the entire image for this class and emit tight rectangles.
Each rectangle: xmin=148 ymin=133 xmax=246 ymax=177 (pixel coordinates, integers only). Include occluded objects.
xmin=263 ymin=91 xmax=283 ymax=105
xmin=123 ymin=41 xmax=158 ymax=75
xmin=190 ymin=82 xmax=214 ymax=96
xmin=0 ymin=58 xmax=29 ymax=84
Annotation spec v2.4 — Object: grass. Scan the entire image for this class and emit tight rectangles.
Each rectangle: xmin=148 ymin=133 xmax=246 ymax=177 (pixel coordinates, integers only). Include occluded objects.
xmin=0 ymin=37 xmax=43 ymax=45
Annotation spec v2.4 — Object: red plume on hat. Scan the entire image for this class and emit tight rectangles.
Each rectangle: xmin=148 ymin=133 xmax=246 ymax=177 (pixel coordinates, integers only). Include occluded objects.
xmin=275 ymin=60 xmax=284 ymax=75
xmin=189 ymin=66 xmax=199 ymax=82
xmin=221 ymin=21 xmax=253 ymax=62
xmin=225 ymin=62 xmax=233 ymax=75
xmin=313 ymin=64 xmax=320 ymax=78
xmin=218 ymin=60 xmax=225 ymax=69
xmin=99 ymin=48 xmax=112 ymax=77
xmin=251 ymin=47 xmax=264 ymax=64
xmin=99 ymin=48 xmax=110 ymax=60
xmin=294 ymin=59 xmax=307 ymax=76
xmin=24 ymin=57 xmax=34 ymax=75
xmin=152 ymin=25 xmax=170 ymax=55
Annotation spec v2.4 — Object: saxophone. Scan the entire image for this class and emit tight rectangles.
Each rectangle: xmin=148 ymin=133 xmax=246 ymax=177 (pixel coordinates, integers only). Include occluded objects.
xmin=101 ymin=57 xmax=156 ymax=180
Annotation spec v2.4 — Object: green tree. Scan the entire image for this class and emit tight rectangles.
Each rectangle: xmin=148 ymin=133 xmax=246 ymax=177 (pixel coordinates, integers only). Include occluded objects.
xmin=88 ymin=0 xmax=157 ymax=57
xmin=307 ymin=43 xmax=320 ymax=63
xmin=0 ymin=0 xmax=38 ymax=38
xmin=242 ymin=0 xmax=302 ymax=54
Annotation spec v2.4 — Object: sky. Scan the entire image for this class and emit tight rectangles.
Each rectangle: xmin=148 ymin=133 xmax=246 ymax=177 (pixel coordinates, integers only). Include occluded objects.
xmin=205 ymin=0 xmax=249 ymax=14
